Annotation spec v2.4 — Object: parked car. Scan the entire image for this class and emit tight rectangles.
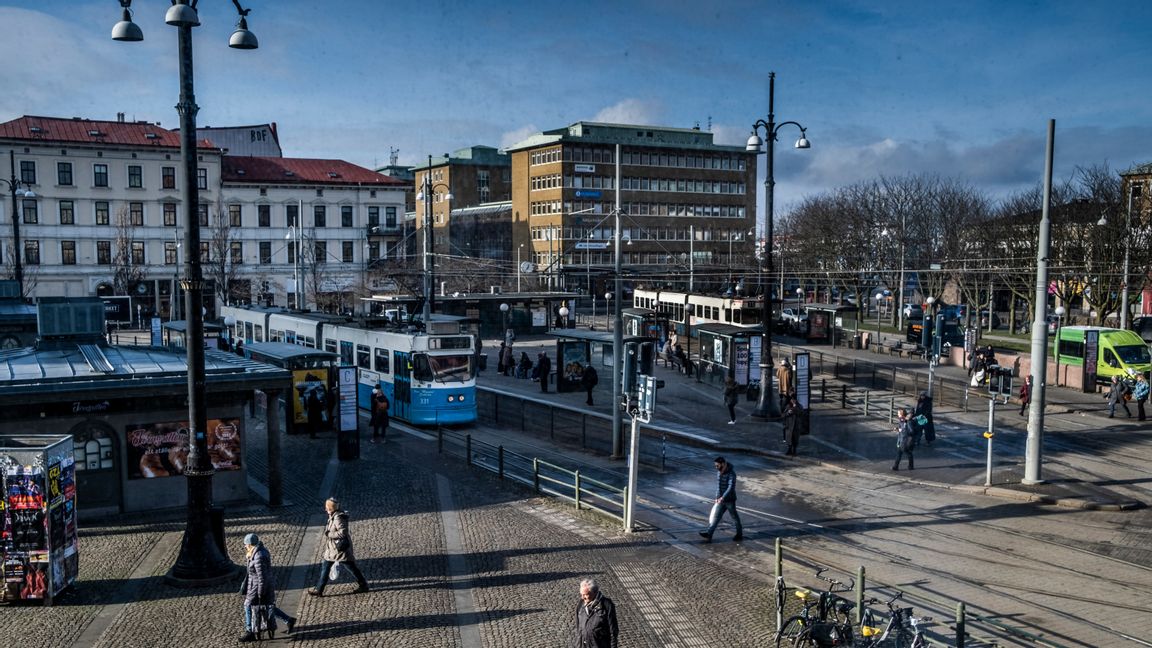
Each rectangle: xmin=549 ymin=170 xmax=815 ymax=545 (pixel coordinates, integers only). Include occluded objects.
xmin=903 ymin=304 xmax=924 ymax=320
xmin=781 ymin=308 xmax=808 ymax=324
xmin=978 ymin=309 xmax=1002 ymax=329
xmin=1132 ymin=316 xmax=1152 ymax=343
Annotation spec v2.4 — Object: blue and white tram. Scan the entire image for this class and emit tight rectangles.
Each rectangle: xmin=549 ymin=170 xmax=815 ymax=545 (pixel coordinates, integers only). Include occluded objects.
xmin=221 ymin=305 xmax=477 ymax=426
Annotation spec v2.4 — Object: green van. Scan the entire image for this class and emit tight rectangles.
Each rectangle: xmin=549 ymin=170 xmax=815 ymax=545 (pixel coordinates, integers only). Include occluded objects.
xmin=1054 ymin=326 xmax=1152 ymax=384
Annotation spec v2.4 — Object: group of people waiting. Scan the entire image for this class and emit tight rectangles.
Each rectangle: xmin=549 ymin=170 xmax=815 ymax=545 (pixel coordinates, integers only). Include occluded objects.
xmin=496 ymin=343 xmax=554 ymax=393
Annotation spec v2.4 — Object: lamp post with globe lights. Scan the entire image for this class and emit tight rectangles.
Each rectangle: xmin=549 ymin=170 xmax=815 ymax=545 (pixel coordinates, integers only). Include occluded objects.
xmin=1053 ymin=305 xmax=1066 ymax=386
xmin=112 ymin=0 xmax=258 ymax=584
xmin=875 ymin=292 xmax=885 ymax=348
xmin=746 ymin=72 xmax=810 ymax=419
xmin=416 ymin=155 xmax=453 ymax=324
xmin=2 ymin=150 xmax=38 ymax=299
xmin=559 ymin=304 xmax=570 ymax=329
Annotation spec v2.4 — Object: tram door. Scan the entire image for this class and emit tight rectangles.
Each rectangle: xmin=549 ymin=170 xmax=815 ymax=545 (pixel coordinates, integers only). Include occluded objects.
xmin=392 ymin=350 xmax=411 ymax=421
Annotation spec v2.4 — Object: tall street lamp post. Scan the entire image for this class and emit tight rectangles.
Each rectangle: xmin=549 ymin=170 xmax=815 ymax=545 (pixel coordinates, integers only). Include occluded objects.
xmin=747 ymin=72 xmax=811 ymax=420
xmin=1098 ymin=184 xmax=1141 ymax=329
xmin=113 ymin=0 xmax=257 ymax=584
xmin=1053 ymin=305 xmax=1066 ymax=387
xmin=416 ymin=155 xmax=452 ymax=324
xmin=3 ymin=150 xmax=38 ymax=299
xmin=1024 ymin=119 xmax=1056 ymax=485
xmin=875 ymin=292 xmax=884 ymax=347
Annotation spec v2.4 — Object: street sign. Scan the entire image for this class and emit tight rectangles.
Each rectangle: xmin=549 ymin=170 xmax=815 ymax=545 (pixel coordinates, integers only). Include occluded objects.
xmin=636 ymin=375 xmax=657 ymax=423
xmin=575 ymin=242 xmax=610 ymax=250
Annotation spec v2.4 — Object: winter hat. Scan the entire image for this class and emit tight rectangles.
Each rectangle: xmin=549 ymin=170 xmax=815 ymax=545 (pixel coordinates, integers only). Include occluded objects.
xmin=243 ymin=533 xmax=260 ymax=546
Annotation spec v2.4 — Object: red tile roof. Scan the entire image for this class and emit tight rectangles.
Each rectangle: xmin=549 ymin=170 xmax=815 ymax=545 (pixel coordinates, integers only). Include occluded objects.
xmin=222 ymin=156 xmax=407 ymax=186
xmin=0 ymin=115 xmax=216 ymax=150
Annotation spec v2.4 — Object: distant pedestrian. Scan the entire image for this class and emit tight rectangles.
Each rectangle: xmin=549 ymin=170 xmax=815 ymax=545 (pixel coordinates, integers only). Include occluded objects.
xmin=776 ymin=359 xmax=794 ymax=409
xmin=575 ymin=578 xmax=619 ymax=648
xmin=1134 ymin=374 xmax=1150 ymax=421
xmin=537 ymin=351 xmax=552 ymax=393
xmin=497 ymin=342 xmax=507 ymax=374
xmin=582 ymin=365 xmax=599 ymax=406
xmin=782 ymin=395 xmax=801 ymax=456
xmin=370 ymin=387 xmax=389 ymax=443
xmin=308 ymin=498 xmax=369 ymax=597
xmin=501 ymin=343 xmax=514 ymax=377
xmin=306 ymin=388 xmax=324 ymax=439
xmin=1018 ymin=375 xmax=1033 ymax=416
xmin=517 ymin=351 xmax=532 ymax=379
xmin=1107 ymin=375 xmax=1132 ymax=418
xmin=723 ymin=376 xmax=738 ymax=424
xmin=698 ymin=456 xmax=742 ymax=542
xmin=913 ymin=391 xmax=935 ymax=444
xmin=893 ymin=408 xmax=915 ymax=471
xmin=238 ymin=533 xmax=295 ymax=642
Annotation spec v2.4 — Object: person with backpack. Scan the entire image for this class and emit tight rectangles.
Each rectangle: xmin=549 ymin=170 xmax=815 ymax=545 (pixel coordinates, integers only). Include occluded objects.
xmin=893 ymin=408 xmax=915 ymax=471
xmin=1018 ymin=375 xmax=1033 ymax=417
xmin=1107 ymin=375 xmax=1133 ymax=418
xmin=1133 ymin=374 xmax=1150 ymax=421
xmin=369 ymin=386 xmax=390 ymax=443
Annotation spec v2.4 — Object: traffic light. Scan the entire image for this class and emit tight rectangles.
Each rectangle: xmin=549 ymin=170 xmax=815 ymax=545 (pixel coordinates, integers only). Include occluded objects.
xmin=623 ymin=342 xmax=638 ymax=396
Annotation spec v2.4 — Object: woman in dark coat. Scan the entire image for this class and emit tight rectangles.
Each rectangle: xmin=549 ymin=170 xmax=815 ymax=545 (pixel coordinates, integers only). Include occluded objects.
xmin=782 ymin=395 xmax=801 ymax=456
xmin=913 ymin=392 xmax=935 ymax=445
xmin=239 ymin=533 xmax=294 ymax=641
xmin=723 ymin=376 xmax=739 ymax=424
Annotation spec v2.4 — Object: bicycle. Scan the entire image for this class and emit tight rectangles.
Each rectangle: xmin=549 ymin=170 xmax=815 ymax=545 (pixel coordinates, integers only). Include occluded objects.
xmin=853 ymin=591 xmax=932 ymax=648
xmin=775 ymin=568 xmax=856 ymax=647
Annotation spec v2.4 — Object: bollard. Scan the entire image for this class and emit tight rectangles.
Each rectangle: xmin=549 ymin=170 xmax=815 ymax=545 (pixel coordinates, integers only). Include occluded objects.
xmin=466 ymin=434 xmax=472 ymax=466
xmin=775 ymin=538 xmax=785 ymax=632
xmin=864 ymin=390 xmax=870 ymax=416
xmin=498 ymin=445 xmax=505 ymax=480
xmin=841 ymin=384 xmax=847 ymax=409
xmin=821 ymin=378 xmax=826 ymax=403
xmin=533 ymin=458 xmax=540 ymax=493
xmin=963 ymin=386 xmax=970 ymax=412
xmin=856 ymin=566 xmax=866 ymax=625
xmin=956 ymin=601 xmax=966 ymax=648
xmin=985 ymin=400 xmax=995 ymax=486
xmin=574 ymin=470 xmax=582 ymax=510
xmin=888 ymin=396 xmax=895 ymax=424
xmin=661 ymin=434 xmax=667 ymax=471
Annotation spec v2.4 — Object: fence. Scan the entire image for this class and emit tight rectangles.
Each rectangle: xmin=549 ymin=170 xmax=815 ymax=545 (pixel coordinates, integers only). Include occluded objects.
xmin=434 ymin=426 xmax=628 ymax=528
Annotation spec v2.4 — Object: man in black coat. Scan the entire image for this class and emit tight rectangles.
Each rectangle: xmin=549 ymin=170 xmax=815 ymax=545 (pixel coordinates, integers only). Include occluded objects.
xmin=575 ymin=578 xmax=619 ymax=648
xmin=537 ymin=351 xmax=552 ymax=393
xmin=581 ymin=365 xmax=599 ymax=406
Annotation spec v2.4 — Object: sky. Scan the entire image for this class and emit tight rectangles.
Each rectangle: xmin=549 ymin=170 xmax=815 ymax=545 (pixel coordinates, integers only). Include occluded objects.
xmin=3 ymin=0 xmax=1152 ymax=228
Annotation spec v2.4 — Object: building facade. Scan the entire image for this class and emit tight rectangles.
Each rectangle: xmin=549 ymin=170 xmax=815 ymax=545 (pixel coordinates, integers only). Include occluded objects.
xmin=505 ymin=122 xmax=757 ymax=295
xmin=412 ymin=145 xmax=511 ymax=257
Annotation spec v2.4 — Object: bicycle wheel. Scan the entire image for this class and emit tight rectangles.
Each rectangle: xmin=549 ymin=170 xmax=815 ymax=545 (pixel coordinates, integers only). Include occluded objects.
xmin=882 ymin=628 xmax=915 ymax=648
xmin=776 ymin=616 xmax=808 ymax=648
xmin=791 ymin=628 xmax=818 ymax=648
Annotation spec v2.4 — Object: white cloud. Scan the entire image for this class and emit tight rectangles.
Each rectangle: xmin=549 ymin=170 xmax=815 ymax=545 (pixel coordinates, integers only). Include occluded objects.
xmin=591 ymin=99 xmax=663 ymax=126
xmin=499 ymin=124 xmax=539 ymax=150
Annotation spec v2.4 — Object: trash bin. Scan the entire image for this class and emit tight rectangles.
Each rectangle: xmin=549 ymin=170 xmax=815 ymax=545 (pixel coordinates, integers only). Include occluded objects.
xmin=337 ymin=426 xmax=360 ymax=461
xmin=478 ymin=353 xmax=488 ymax=371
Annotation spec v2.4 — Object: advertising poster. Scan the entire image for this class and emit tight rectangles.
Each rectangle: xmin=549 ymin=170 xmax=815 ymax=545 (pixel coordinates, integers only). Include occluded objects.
xmin=558 ymin=341 xmax=589 ymax=393
xmin=733 ymin=340 xmax=750 ymax=385
xmin=125 ymin=418 xmax=243 ymax=479
xmin=292 ymin=368 xmax=330 ymax=424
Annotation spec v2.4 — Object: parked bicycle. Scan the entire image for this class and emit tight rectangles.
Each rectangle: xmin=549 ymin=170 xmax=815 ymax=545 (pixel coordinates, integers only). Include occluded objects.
xmin=853 ymin=591 xmax=931 ymax=648
xmin=775 ymin=568 xmax=855 ymax=647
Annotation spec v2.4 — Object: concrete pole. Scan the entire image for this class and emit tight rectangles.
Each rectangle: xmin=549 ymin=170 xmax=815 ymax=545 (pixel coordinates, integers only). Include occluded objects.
xmin=1120 ymin=186 xmax=1135 ymax=329
xmin=1023 ymin=120 xmax=1055 ymax=485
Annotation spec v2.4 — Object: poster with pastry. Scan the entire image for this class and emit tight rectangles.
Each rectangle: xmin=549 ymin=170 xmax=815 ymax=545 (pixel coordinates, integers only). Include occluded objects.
xmin=125 ymin=418 xmax=242 ymax=479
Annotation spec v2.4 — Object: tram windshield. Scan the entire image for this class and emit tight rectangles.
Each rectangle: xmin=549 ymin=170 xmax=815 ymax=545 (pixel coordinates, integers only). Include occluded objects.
xmin=412 ymin=353 xmax=474 ymax=383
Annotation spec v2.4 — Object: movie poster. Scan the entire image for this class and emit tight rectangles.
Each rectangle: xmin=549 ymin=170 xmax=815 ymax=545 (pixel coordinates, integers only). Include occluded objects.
xmin=125 ymin=418 xmax=243 ymax=479
xmin=292 ymin=369 xmax=330 ymax=424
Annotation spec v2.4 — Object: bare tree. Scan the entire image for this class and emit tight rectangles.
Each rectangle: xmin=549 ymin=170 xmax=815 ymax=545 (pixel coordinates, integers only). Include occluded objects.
xmin=112 ymin=205 xmax=145 ymax=295
xmin=203 ymin=199 xmax=247 ymax=308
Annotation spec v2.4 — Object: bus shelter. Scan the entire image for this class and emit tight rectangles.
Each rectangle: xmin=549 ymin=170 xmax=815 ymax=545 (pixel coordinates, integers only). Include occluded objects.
xmin=243 ymin=342 xmax=339 ymax=436
xmin=804 ymin=304 xmax=859 ymax=345
xmin=160 ymin=320 xmax=226 ymax=350
xmin=546 ymin=329 xmax=651 ymax=394
xmin=1 ymin=434 xmax=77 ymax=605
xmin=695 ymin=323 xmax=756 ymax=388
xmin=621 ymin=308 xmax=668 ymax=342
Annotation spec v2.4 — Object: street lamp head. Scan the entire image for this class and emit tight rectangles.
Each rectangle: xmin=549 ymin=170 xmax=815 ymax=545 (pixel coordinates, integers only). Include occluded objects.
xmin=559 ymin=306 xmax=570 ymax=317
xmin=111 ymin=4 xmax=143 ymax=42
xmin=745 ymin=132 xmax=764 ymax=152
xmin=20 ymin=189 xmax=37 ymax=199
xmin=165 ymin=1 xmax=200 ymax=27
xmin=926 ymin=296 xmax=935 ymax=305
xmin=499 ymin=303 xmax=509 ymax=313
xmin=229 ymin=17 xmax=259 ymax=49
xmin=1055 ymin=306 xmax=1066 ymax=316
xmin=1097 ymin=213 xmax=1108 ymax=226
xmin=796 ymin=288 xmax=804 ymax=296
xmin=875 ymin=292 xmax=884 ymax=301
xmin=794 ymin=132 xmax=811 ymax=149
xmin=605 ymin=292 xmax=612 ymax=301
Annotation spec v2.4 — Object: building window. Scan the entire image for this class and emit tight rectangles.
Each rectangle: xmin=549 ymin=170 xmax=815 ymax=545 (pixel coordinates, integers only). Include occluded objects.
xmin=477 ymin=169 xmax=490 ymax=203
xmin=286 ymin=204 xmax=299 ymax=227
xmin=95 ymin=201 xmax=110 ymax=225
xmin=94 ymin=163 xmax=109 ymax=187
xmin=163 ymin=203 xmax=177 ymax=226
xmin=287 ymin=241 xmax=297 ymax=264
xmin=97 ymin=240 xmax=111 ymax=264
xmin=316 ymin=189 xmax=324 ymax=197
xmin=314 ymin=205 xmax=326 ymax=227
xmin=162 ymin=166 xmax=176 ymax=189
xmin=199 ymin=242 xmax=210 ymax=262
xmin=165 ymin=242 xmax=178 ymax=265
xmin=315 ymin=241 xmax=327 ymax=264
xmin=130 ymin=202 xmax=144 ymax=226
xmin=258 ymin=204 xmax=271 ymax=227
xmin=19 ymin=160 xmax=36 ymax=184
xmin=341 ymin=205 xmax=353 ymax=227
xmin=61 ymin=241 xmax=76 ymax=265
xmin=385 ymin=206 xmax=397 ymax=228
xmin=342 ymin=241 xmax=354 ymax=262
xmin=229 ymin=204 xmax=242 ymax=227
xmin=230 ymin=241 xmax=243 ymax=264
xmin=259 ymin=241 xmax=272 ymax=264
xmin=367 ymin=242 xmax=380 ymax=260
xmin=21 ymin=199 xmax=38 ymax=224
xmin=57 ymin=162 xmax=73 ymax=186
xmin=128 ymin=164 xmax=143 ymax=188
xmin=131 ymin=241 xmax=145 ymax=265
xmin=59 ymin=200 xmax=74 ymax=224
xmin=367 ymin=206 xmax=380 ymax=227
xmin=24 ymin=241 xmax=40 ymax=265
xmin=198 ymin=203 xmax=208 ymax=226
xmin=196 ymin=168 xmax=208 ymax=190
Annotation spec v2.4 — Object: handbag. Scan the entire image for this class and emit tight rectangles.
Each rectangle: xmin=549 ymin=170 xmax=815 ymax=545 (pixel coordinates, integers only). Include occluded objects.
xmin=329 ymin=562 xmax=345 ymax=581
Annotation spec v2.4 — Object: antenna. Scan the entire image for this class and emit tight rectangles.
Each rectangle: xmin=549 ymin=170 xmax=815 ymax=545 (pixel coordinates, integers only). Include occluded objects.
xmin=707 ymin=115 xmax=712 ymax=131
xmin=389 ymin=147 xmax=399 ymax=166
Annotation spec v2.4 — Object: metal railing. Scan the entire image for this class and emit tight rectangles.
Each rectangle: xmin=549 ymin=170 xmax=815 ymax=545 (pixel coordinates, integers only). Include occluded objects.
xmin=434 ymin=426 xmax=627 ymax=527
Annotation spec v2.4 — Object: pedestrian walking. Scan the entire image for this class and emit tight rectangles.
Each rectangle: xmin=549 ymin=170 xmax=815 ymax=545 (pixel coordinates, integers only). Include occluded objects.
xmin=582 ymin=365 xmax=599 ymax=406
xmin=892 ymin=408 xmax=915 ymax=471
xmin=1018 ymin=375 xmax=1033 ymax=416
xmin=1134 ymin=374 xmax=1150 ymax=421
xmin=698 ymin=456 xmax=742 ymax=542
xmin=782 ymin=395 xmax=801 ymax=455
xmin=238 ymin=533 xmax=295 ymax=642
xmin=369 ymin=386 xmax=389 ymax=443
xmin=723 ymin=375 xmax=738 ymax=424
xmin=1107 ymin=375 xmax=1132 ymax=418
xmin=537 ymin=351 xmax=552 ymax=393
xmin=308 ymin=498 xmax=370 ymax=596
xmin=497 ymin=342 xmax=507 ymax=374
xmin=306 ymin=388 xmax=325 ymax=439
xmin=575 ymin=578 xmax=619 ymax=648
xmin=913 ymin=391 xmax=935 ymax=444
xmin=776 ymin=359 xmax=794 ymax=410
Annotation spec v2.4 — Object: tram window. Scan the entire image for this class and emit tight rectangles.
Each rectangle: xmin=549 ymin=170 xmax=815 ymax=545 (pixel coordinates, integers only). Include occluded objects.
xmin=374 ymin=348 xmax=390 ymax=373
xmin=324 ymin=339 xmax=337 ymax=354
xmin=357 ymin=344 xmax=371 ymax=369
xmin=255 ymin=325 xmax=264 ymax=342
xmin=270 ymin=329 xmax=284 ymax=342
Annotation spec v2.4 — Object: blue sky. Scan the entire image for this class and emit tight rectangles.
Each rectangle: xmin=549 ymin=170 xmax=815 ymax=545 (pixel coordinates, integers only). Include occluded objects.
xmin=3 ymin=0 xmax=1151 ymax=221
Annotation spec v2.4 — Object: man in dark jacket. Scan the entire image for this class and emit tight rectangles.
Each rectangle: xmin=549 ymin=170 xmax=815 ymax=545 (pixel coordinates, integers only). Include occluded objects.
xmin=575 ymin=578 xmax=619 ymax=648
xmin=537 ymin=351 xmax=552 ymax=393
xmin=698 ymin=456 xmax=743 ymax=542
xmin=581 ymin=365 xmax=599 ymax=406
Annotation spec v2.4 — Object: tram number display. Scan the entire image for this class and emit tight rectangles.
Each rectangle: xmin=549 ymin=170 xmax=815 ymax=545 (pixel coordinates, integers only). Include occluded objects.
xmin=428 ymin=336 xmax=472 ymax=350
